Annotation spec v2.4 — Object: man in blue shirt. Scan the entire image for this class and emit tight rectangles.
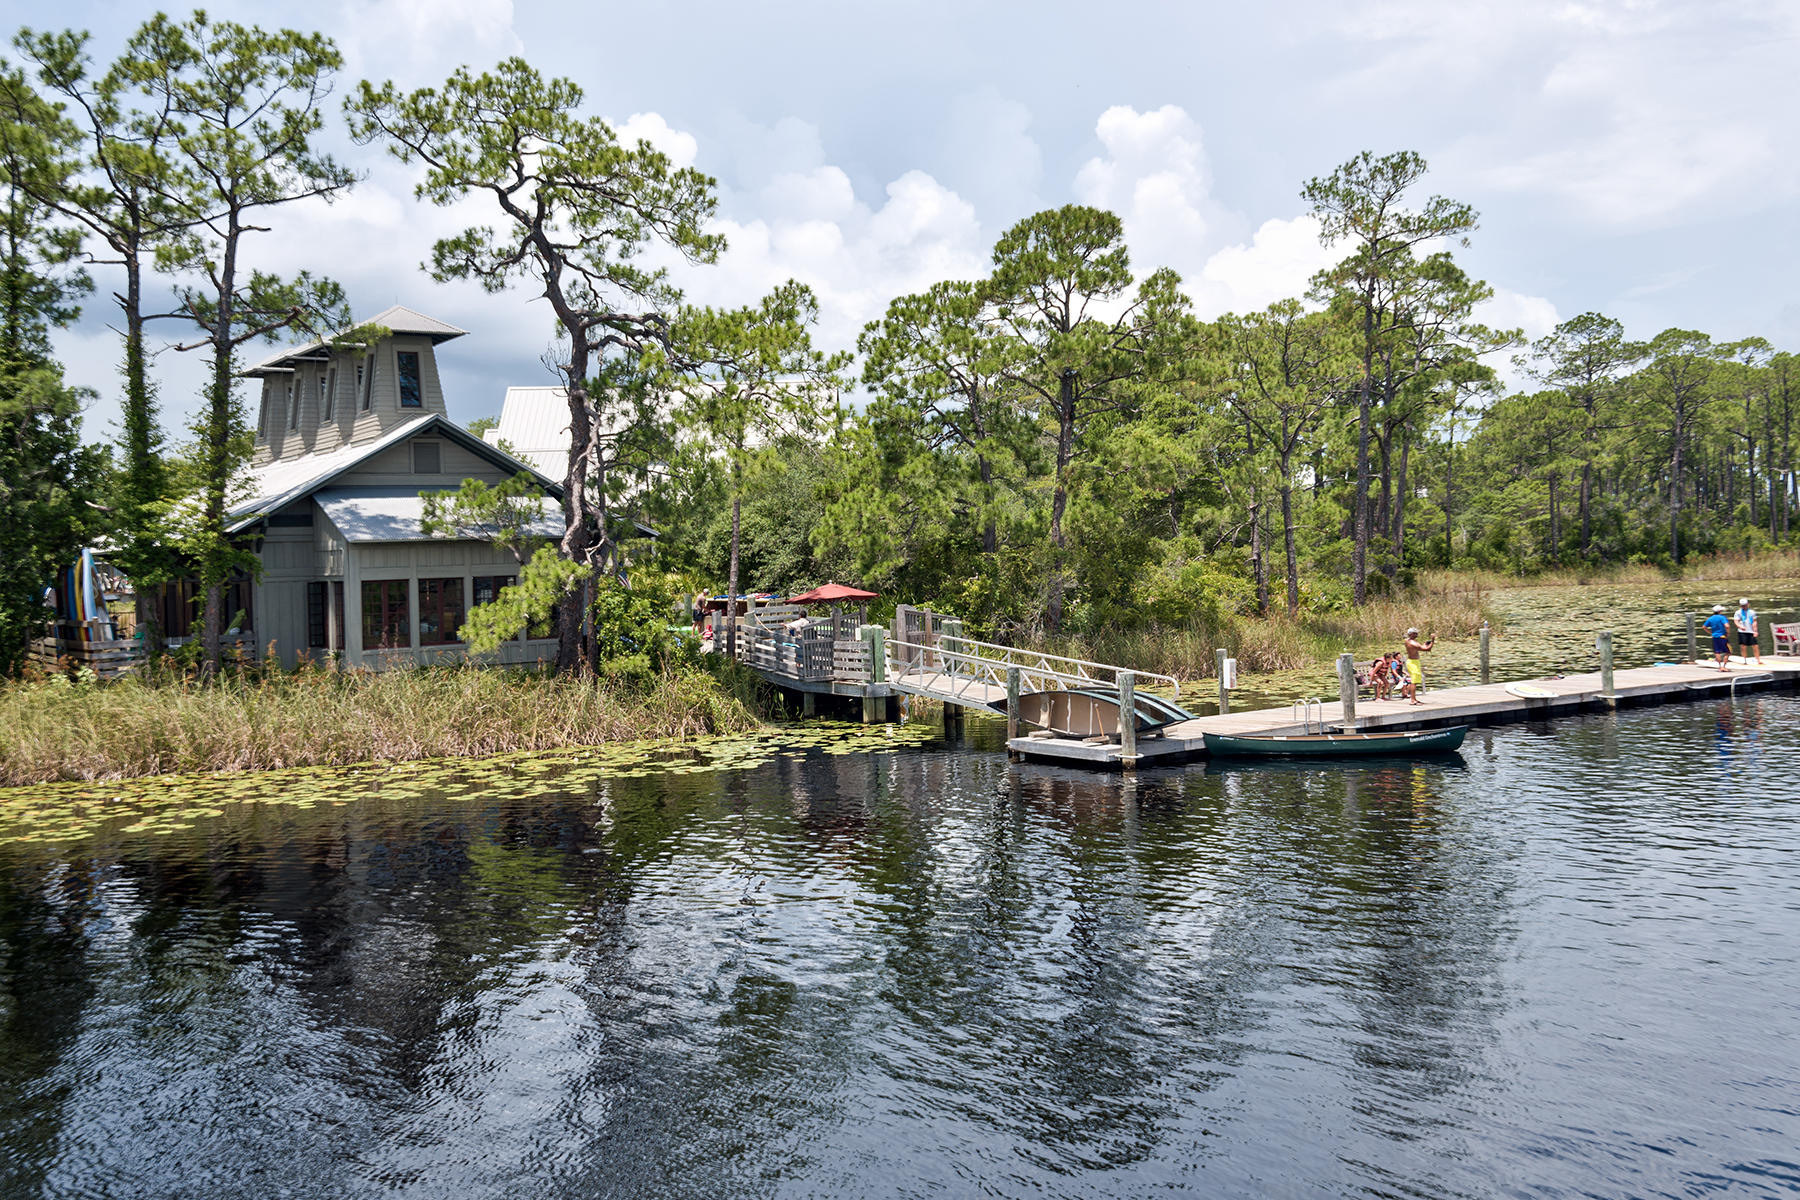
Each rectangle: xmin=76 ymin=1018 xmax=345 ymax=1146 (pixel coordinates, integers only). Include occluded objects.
xmin=1734 ymin=597 xmax=1764 ymax=666
xmin=1703 ymin=604 xmax=1732 ymax=671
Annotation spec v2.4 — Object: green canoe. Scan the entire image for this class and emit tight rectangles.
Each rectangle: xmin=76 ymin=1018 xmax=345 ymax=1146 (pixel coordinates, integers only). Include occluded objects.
xmin=1202 ymin=725 xmax=1469 ymax=758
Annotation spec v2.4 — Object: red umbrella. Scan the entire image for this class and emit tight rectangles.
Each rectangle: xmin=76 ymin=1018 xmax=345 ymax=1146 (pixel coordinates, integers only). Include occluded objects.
xmin=787 ymin=583 xmax=879 ymax=604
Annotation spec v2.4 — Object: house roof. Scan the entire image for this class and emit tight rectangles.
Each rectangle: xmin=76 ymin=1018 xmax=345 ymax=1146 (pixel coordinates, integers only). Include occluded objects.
xmin=484 ymin=386 xmax=574 ymax=481
xmin=242 ymin=304 xmax=469 ymax=377
xmin=226 ymin=412 xmax=559 ymax=531
xmin=315 ymin=486 xmax=563 ymax=544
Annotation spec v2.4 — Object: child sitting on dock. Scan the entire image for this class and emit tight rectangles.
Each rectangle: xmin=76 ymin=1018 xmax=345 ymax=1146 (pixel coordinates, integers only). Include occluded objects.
xmin=1370 ymin=653 xmax=1392 ymax=700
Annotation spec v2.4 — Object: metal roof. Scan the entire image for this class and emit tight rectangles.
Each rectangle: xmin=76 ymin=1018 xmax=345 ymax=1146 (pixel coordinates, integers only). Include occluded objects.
xmin=226 ymin=412 xmax=560 ymax=531
xmin=242 ymin=304 xmax=468 ymax=377
xmin=315 ymin=486 xmax=563 ymax=544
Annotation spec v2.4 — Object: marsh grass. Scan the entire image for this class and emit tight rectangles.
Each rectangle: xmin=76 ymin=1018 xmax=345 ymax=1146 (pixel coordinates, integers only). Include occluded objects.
xmin=1419 ymin=548 xmax=1800 ymax=591
xmin=1047 ymin=581 xmax=1495 ymax=681
xmin=0 ymin=662 xmax=764 ymax=786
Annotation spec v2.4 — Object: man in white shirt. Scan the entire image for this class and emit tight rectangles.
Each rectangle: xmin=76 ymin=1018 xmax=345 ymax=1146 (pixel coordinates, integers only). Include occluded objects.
xmin=1734 ymin=598 xmax=1763 ymax=666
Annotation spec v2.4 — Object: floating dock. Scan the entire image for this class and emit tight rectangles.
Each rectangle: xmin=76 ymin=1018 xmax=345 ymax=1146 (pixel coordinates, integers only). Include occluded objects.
xmin=1007 ymin=658 xmax=1800 ymax=768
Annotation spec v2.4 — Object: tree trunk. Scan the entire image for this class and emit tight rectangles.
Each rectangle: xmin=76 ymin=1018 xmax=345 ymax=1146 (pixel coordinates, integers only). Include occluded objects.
xmin=201 ymin=214 xmax=242 ymax=676
xmin=1046 ymin=369 xmax=1075 ymax=632
xmin=1374 ymin=428 xmax=1392 ymax=579
xmin=1352 ymin=292 xmax=1374 ymax=605
xmin=1579 ymin=459 xmax=1592 ymax=560
xmin=556 ymin=330 xmax=596 ymax=675
xmin=1670 ymin=404 xmax=1684 ymax=565
xmin=726 ymin=489 xmax=742 ymax=663
xmin=1391 ymin=429 xmax=1410 ymax=573
xmin=122 ymin=257 xmax=164 ymax=654
xmin=1250 ymin=495 xmax=1267 ymax=616
xmin=978 ymin=455 xmax=997 ymax=554
xmin=1281 ymin=456 xmax=1299 ymax=617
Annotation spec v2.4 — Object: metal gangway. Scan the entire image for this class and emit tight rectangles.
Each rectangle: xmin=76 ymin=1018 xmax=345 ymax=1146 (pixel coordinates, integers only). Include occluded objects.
xmin=882 ymin=628 xmax=1181 ymax=714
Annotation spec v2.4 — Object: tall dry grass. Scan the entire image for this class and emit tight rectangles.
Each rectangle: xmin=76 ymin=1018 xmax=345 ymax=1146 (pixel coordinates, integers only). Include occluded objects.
xmin=1046 ymin=582 xmax=1495 ymax=682
xmin=1419 ymin=548 xmax=1800 ymax=591
xmin=0 ymin=663 xmax=763 ymax=786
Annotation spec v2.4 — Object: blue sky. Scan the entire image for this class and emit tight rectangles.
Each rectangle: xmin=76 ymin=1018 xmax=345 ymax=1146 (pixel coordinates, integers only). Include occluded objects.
xmin=19 ymin=0 xmax=1800 ymax=442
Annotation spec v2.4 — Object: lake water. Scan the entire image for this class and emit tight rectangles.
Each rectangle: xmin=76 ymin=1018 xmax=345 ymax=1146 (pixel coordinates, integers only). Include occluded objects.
xmin=3 ymin=695 xmax=1799 ymax=1198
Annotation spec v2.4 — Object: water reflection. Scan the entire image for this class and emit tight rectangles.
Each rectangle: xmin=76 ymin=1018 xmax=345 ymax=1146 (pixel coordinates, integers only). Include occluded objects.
xmin=3 ymin=703 xmax=1800 ymax=1197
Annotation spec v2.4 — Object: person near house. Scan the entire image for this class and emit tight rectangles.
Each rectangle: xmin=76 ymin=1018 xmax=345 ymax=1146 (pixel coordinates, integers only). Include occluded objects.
xmin=1402 ymin=628 xmax=1435 ymax=705
xmin=1734 ymin=597 xmax=1763 ymax=666
xmin=1703 ymin=604 xmax=1732 ymax=671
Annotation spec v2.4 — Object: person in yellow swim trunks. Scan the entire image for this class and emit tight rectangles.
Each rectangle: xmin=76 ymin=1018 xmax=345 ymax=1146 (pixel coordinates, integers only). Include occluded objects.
xmin=1402 ymin=626 xmax=1435 ymax=706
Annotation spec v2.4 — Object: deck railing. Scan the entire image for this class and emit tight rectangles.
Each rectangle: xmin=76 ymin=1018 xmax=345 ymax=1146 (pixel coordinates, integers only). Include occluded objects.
xmin=884 ymin=635 xmax=1181 ymax=703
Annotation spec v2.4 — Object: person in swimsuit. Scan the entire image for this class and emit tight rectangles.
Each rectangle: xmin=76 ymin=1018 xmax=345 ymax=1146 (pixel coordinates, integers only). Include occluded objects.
xmin=1703 ymin=604 xmax=1732 ymax=671
xmin=1734 ymin=597 xmax=1763 ymax=666
xmin=1403 ymin=628 xmax=1434 ymax=705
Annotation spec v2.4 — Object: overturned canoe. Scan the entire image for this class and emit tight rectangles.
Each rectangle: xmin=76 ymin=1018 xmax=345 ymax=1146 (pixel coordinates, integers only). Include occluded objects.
xmin=995 ymin=687 xmax=1195 ymax=739
xmin=1203 ymin=725 xmax=1468 ymax=758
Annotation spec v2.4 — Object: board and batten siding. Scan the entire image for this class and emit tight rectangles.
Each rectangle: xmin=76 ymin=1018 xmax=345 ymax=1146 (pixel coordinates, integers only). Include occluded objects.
xmin=251 ymin=507 xmax=317 ymax=668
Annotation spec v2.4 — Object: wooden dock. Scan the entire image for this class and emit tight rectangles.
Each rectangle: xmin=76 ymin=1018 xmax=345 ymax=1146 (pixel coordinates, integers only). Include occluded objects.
xmin=1007 ymin=657 xmax=1800 ymax=767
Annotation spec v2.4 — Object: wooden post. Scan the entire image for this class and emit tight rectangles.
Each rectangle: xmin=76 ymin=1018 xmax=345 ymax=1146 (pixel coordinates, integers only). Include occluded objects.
xmin=1686 ymin=611 xmax=1698 ymax=663
xmin=1118 ymin=671 xmax=1137 ymax=767
xmin=859 ymin=624 xmax=887 ymax=724
xmin=1479 ymin=622 xmax=1491 ymax=685
xmin=1597 ymin=630 xmax=1615 ymax=703
xmin=1337 ymin=652 xmax=1358 ymax=731
xmin=1215 ymin=648 xmax=1230 ymax=716
xmin=802 ymin=690 xmax=815 ymax=718
xmin=1006 ymin=666 xmax=1021 ymax=748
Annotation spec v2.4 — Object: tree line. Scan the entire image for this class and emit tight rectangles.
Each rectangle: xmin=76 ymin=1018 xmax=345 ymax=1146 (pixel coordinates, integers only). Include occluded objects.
xmin=1 ymin=13 xmax=1791 ymax=679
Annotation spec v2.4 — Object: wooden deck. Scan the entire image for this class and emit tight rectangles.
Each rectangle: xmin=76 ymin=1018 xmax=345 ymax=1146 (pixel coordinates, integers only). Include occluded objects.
xmin=1008 ymin=657 xmax=1800 ymax=767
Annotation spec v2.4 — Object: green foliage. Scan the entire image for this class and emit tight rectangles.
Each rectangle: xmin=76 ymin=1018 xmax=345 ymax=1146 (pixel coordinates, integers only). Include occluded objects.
xmin=460 ymin=545 xmax=591 ymax=655
xmin=420 ymin=472 xmax=552 ymax=566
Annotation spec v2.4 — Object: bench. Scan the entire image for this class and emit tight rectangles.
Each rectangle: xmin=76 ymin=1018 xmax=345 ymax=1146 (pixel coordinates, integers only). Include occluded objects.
xmin=1774 ymin=622 xmax=1800 ymax=656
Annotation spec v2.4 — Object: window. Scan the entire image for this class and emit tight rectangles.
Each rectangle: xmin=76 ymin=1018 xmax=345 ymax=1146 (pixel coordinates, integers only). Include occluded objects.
xmin=320 ymin=368 xmax=332 ymax=420
xmin=418 ymin=577 xmax=463 ymax=645
xmin=473 ymin=575 xmax=515 ymax=607
xmin=412 ymin=441 xmax=441 ymax=474
xmin=307 ymin=581 xmax=344 ymax=649
xmin=258 ymin=383 xmax=270 ymax=436
xmin=286 ymin=379 xmax=298 ymax=430
xmin=360 ymin=353 xmax=375 ymax=411
xmin=361 ymin=579 xmax=409 ymax=648
xmin=397 ymin=350 xmax=422 ymax=408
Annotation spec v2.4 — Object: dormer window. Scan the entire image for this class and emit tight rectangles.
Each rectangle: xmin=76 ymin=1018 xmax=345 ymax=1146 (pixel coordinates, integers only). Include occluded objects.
xmin=258 ymin=382 xmax=270 ymax=436
xmin=397 ymin=350 xmax=422 ymax=408
xmin=286 ymin=379 xmax=298 ymax=430
xmin=361 ymin=353 xmax=375 ymax=411
xmin=324 ymin=365 xmax=337 ymax=420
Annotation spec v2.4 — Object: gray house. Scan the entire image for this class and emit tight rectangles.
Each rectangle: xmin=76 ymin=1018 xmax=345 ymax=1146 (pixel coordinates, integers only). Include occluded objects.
xmin=229 ymin=305 xmax=563 ymax=670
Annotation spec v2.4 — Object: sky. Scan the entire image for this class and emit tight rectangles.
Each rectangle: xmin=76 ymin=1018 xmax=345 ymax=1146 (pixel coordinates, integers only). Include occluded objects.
xmin=19 ymin=0 xmax=1800 ymax=443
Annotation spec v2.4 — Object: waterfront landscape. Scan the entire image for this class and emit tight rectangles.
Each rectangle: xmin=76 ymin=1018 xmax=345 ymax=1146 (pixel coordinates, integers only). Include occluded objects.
xmin=4 ymin=2 xmax=1799 ymax=1195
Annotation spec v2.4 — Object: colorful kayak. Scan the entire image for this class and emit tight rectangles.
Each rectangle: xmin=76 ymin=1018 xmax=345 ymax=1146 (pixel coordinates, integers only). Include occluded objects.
xmin=1202 ymin=725 xmax=1469 ymax=758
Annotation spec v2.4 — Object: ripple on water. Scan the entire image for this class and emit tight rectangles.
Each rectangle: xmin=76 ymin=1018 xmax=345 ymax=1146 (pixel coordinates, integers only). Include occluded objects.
xmin=2 ymin=702 xmax=1799 ymax=1198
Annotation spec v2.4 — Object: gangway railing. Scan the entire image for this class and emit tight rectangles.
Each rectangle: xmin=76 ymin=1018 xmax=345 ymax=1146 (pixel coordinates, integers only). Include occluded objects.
xmin=884 ymin=635 xmax=1180 ymax=704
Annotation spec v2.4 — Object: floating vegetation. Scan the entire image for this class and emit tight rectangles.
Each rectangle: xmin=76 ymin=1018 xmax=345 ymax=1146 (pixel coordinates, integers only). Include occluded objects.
xmin=0 ymin=721 xmax=940 ymax=850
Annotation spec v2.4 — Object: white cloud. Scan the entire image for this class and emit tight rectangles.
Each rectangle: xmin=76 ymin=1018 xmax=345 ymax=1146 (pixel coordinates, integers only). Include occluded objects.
xmin=1191 ymin=215 xmax=1337 ymax=318
xmin=938 ymin=89 xmax=1043 ymax=228
xmin=332 ymin=0 xmax=522 ymax=87
xmin=613 ymin=112 xmax=699 ymax=169
xmin=1322 ymin=0 xmax=1800 ymax=229
xmin=1074 ymin=104 xmax=1233 ymax=282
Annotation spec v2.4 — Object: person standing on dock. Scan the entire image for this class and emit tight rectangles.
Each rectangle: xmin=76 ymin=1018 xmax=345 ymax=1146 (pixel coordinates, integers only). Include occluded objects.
xmin=1704 ymin=604 xmax=1733 ymax=671
xmin=1734 ymin=598 xmax=1764 ymax=666
xmin=1403 ymin=628 xmax=1435 ymax=705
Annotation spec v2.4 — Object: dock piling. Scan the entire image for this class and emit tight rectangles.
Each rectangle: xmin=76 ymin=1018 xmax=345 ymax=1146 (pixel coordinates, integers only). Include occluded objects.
xmin=1216 ymin=648 xmax=1230 ymax=716
xmin=1336 ymin=652 xmax=1358 ymax=731
xmin=1005 ymin=667 xmax=1021 ymax=756
xmin=1118 ymin=671 xmax=1138 ymax=767
xmin=1479 ymin=622 xmax=1491 ymax=685
xmin=802 ymin=691 xmax=815 ymax=718
xmin=1686 ymin=612 xmax=1698 ymax=663
xmin=1598 ymin=630 xmax=1615 ymax=703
